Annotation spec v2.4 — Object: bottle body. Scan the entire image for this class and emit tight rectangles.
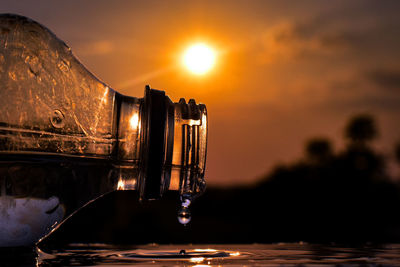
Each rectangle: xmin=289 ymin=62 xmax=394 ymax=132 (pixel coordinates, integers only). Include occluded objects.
xmin=0 ymin=156 xmax=117 ymax=246
xmin=0 ymin=14 xmax=207 ymax=247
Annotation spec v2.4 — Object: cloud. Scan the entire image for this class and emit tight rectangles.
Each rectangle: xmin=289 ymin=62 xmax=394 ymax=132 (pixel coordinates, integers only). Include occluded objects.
xmin=341 ymin=94 xmax=400 ymax=112
xmin=255 ymin=21 xmax=356 ymax=64
xmin=254 ymin=2 xmax=400 ymax=66
xmin=318 ymin=74 xmax=400 ymax=112
xmin=366 ymin=69 xmax=400 ymax=91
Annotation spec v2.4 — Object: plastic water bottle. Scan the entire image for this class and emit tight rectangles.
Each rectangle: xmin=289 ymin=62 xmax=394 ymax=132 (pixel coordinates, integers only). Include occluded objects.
xmin=0 ymin=14 xmax=207 ymax=247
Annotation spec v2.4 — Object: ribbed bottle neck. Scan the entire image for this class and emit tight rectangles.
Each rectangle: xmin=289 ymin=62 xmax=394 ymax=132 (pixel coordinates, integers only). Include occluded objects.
xmin=135 ymin=86 xmax=207 ymax=201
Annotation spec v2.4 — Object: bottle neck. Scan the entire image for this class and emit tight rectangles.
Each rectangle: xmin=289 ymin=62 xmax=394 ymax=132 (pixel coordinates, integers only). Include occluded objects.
xmin=116 ymin=86 xmax=207 ymax=201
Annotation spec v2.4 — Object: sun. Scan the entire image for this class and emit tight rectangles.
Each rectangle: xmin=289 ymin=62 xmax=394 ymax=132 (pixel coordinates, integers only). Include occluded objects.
xmin=182 ymin=43 xmax=216 ymax=75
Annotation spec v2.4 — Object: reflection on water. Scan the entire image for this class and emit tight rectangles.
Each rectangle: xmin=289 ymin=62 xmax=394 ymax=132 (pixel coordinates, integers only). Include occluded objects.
xmin=3 ymin=243 xmax=400 ymax=266
xmin=37 ymin=243 xmax=400 ymax=266
xmin=0 ymin=196 xmax=65 ymax=247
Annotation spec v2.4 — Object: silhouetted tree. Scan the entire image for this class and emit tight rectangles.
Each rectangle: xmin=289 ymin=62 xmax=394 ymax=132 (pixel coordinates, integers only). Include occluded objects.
xmin=305 ymin=138 xmax=332 ymax=164
xmin=345 ymin=114 xmax=377 ymax=147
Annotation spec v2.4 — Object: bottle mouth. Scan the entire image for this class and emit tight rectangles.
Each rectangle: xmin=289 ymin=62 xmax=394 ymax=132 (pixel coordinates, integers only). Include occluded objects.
xmin=138 ymin=86 xmax=207 ymax=201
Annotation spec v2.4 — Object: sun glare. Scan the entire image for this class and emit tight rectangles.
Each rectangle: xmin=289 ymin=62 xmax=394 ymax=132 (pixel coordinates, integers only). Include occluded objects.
xmin=183 ymin=43 xmax=216 ymax=75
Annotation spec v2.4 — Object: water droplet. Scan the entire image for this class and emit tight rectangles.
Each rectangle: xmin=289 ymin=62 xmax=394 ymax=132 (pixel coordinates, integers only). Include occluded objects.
xmin=58 ymin=60 xmax=70 ymax=72
xmin=178 ymin=194 xmax=193 ymax=225
xmin=50 ymin=109 xmax=65 ymax=128
xmin=181 ymin=197 xmax=191 ymax=208
xmin=177 ymin=207 xmax=191 ymax=225
xmin=179 ymin=249 xmax=186 ymax=255
xmin=25 ymin=54 xmax=41 ymax=79
xmin=8 ymin=71 xmax=16 ymax=81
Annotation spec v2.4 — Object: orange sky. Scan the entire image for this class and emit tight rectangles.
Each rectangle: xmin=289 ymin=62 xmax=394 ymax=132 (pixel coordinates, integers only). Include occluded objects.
xmin=2 ymin=0 xmax=400 ymax=186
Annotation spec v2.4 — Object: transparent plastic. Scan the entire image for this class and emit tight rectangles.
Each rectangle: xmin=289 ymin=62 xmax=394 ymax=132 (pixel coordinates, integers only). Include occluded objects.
xmin=0 ymin=14 xmax=207 ymax=247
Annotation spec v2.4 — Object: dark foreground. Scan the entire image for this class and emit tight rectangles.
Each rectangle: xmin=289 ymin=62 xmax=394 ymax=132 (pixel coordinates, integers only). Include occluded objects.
xmin=43 ymin=115 xmax=400 ymax=246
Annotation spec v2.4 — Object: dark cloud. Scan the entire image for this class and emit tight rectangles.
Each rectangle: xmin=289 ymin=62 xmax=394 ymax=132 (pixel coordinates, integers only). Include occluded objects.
xmin=283 ymin=1 xmax=400 ymax=55
xmin=322 ymin=93 xmax=400 ymax=113
xmin=367 ymin=69 xmax=400 ymax=90
xmin=318 ymin=31 xmax=367 ymax=49
xmin=354 ymin=95 xmax=400 ymax=111
xmin=318 ymin=76 xmax=400 ymax=113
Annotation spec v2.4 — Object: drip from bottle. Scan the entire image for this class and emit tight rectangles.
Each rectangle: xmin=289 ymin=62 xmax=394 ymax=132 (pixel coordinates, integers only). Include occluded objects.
xmin=177 ymin=194 xmax=192 ymax=225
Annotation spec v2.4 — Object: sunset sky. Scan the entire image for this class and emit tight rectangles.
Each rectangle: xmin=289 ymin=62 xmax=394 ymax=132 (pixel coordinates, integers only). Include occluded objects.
xmin=2 ymin=0 xmax=400 ymax=186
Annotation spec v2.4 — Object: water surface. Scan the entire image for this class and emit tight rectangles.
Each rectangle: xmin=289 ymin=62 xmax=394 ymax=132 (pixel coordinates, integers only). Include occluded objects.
xmin=30 ymin=243 xmax=400 ymax=266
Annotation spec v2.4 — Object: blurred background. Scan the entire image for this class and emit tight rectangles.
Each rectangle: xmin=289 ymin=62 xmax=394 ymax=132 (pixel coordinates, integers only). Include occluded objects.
xmin=2 ymin=0 xmax=400 ymax=245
